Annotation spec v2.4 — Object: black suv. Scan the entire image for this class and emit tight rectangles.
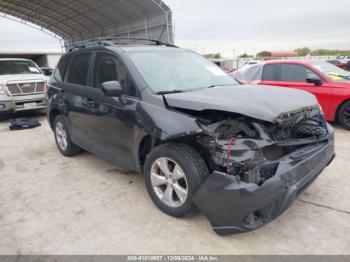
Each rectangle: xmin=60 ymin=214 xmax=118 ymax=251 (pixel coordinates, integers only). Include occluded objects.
xmin=47 ymin=38 xmax=335 ymax=235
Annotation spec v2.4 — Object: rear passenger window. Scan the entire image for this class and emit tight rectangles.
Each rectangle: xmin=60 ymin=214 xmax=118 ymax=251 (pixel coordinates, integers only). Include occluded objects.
xmin=262 ymin=64 xmax=276 ymax=81
xmin=66 ymin=53 xmax=92 ymax=86
xmin=53 ymin=55 xmax=69 ymax=82
xmin=94 ymin=53 xmax=136 ymax=97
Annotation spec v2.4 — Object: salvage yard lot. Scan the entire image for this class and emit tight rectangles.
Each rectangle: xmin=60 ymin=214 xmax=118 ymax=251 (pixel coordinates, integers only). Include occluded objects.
xmin=0 ymin=114 xmax=350 ymax=255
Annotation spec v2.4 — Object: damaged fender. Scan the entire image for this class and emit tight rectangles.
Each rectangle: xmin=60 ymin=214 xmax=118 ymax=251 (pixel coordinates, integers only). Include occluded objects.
xmin=135 ymin=101 xmax=203 ymax=141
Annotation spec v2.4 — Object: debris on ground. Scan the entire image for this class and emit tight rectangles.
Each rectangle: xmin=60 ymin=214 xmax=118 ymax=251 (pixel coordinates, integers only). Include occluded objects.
xmin=9 ymin=118 xmax=41 ymax=131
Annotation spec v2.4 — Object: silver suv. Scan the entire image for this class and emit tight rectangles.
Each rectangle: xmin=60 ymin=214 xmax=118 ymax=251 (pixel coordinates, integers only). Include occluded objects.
xmin=0 ymin=58 xmax=48 ymax=114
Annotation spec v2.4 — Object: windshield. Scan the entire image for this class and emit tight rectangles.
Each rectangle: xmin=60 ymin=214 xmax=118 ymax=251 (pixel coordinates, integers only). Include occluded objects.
xmin=311 ymin=61 xmax=350 ymax=81
xmin=0 ymin=60 xmax=42 ymax=75
xmin=128 ymin=49 xmax=237 ymax=93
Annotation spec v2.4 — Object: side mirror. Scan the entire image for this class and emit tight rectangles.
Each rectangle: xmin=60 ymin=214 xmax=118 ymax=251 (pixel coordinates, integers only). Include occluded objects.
xmin=101 ymin=81 xmax=124 ymax=97
xmin=306 ymin=77 xmax=323 ymax=86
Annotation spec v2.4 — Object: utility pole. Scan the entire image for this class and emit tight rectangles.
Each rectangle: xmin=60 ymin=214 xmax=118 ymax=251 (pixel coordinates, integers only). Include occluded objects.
xmin=232 ymin=49 xmax=237 ymax=69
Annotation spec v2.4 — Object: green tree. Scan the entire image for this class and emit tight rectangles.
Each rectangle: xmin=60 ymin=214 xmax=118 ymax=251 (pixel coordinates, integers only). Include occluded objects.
xmin=203 ymin=53 xmax=222 ymax=59
xmin=239 ymin=53 xmax=254 ymax=58
xmin=294 ymin=47 xmax=311 ymax=56
xmin=311 ymin=49 xmax=350 ymax=56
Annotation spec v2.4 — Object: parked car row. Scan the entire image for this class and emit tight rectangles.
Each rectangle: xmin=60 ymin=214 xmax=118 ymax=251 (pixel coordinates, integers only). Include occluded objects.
xmin=327 ymin=59 xmax=350 ymax=71
xmin=327 ymin=59 xmax=347 ymax=70
xmin=45 ymin=38 xmax=335 ymax=235
xmin=336 ymin=55 xmax=350 ymax=60
xmin=232 ymin=60 xmax=350 ymax=130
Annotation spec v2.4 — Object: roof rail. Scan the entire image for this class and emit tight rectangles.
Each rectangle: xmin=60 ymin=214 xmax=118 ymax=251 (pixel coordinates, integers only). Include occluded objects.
xmin=67 ymin=37 xmax=178 ymax=52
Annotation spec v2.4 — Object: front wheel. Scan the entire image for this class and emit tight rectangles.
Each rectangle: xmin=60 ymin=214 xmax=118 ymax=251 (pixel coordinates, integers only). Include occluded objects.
xmin=338 ymin=101 xmax=350 ymax=131
xmin=144 ymin=143 xmax=209 ymax=218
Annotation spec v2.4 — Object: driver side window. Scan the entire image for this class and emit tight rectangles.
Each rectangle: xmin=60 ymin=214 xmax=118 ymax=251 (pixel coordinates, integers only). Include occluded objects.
xmin=94 ymin=53 xmax=136 ymax=97
xmin=280 ymin=64 xmax=320 ymax=82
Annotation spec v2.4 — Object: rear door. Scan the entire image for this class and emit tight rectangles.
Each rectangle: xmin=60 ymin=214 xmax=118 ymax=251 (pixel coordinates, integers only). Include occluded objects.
xmin=260 ymin=63 xmax=332 ymax=115
xmin=63 ymin=51 xmax=94 ymax=147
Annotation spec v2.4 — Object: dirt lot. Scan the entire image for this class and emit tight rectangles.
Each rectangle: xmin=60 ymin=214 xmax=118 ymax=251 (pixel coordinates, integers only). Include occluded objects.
xmin=0 ymin=113 xmax=349 ymax=255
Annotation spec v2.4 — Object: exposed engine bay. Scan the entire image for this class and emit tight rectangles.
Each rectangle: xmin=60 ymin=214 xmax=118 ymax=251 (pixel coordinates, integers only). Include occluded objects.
xmin=193 ymin=105 xmax=330 ymax=186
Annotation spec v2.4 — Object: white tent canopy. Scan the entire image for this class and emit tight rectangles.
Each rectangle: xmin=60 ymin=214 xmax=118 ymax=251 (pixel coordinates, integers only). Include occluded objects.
xmin=0 ymin=0 xmax=174 ymax=46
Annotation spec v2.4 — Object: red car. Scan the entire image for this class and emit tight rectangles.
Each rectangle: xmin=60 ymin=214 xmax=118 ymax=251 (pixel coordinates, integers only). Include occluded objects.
xmin=327 ymin=59 xmax=347 ymax=70
xmin=233 ymin=60 xmax=350 ymax=130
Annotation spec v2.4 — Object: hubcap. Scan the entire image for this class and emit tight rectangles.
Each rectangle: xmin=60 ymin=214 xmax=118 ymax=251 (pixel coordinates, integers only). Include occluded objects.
xmin=343 ymin=105 xmax=350 ymax=126
xmin=55 ymin=121 xmax=68 ymax=151
xmin=150 ymin=157 xmax=188 ymax=208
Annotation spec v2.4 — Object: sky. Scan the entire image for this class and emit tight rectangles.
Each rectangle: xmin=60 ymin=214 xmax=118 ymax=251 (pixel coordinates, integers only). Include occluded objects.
xmin=1 ymin=0 xmax=350 ymax=58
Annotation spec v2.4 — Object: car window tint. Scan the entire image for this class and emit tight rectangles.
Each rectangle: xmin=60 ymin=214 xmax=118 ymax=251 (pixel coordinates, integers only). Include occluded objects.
xmin=53 ymin=55 xmax=69 ymax=82
xmin=280 ymin=64 xmax=318 ymax=82
xmin=94 ymin=53 xmax=136 ymax=97
xmin=262 ymin=64 xmax=276 ymax=80
xmin=66 ymin=53 xmax=92 ymax=86
xmin=306 ymin=68 xmax=320 ymax=79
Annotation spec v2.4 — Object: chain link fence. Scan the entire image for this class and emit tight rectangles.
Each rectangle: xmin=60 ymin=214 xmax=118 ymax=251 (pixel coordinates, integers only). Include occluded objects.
xmin=232 ymin=56 xmax=338 ymax=70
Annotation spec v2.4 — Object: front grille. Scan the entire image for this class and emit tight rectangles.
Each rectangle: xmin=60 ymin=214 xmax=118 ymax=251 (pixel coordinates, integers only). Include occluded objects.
xmin=6 ymin=82 xmax=45 ymax=95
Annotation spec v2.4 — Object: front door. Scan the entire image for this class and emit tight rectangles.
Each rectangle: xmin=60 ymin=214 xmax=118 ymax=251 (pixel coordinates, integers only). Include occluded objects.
xmin=84 ymin=52 xmax=139 ymax=169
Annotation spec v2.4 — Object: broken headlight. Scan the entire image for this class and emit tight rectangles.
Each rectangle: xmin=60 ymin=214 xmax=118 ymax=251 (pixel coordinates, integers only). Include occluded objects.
xmin=198 ymin=119 xmax=282 ymax=185
xmin=199 ymin=119 xmax=259 ymax=139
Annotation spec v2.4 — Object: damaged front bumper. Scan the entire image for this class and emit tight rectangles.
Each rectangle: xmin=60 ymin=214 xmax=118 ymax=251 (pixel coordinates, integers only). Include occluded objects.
xmin=193 ymin=128 xmax=335 ymax=236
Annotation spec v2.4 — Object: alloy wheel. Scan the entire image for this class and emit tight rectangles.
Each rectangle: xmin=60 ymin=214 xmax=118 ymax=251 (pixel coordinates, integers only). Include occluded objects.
xmin=150 ymin=157 xmax=188 ymax=208
xmin=55 ymin=121 xmax=68 ymax=151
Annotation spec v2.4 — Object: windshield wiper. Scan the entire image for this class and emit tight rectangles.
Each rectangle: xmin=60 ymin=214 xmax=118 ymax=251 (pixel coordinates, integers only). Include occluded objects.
xmin=207 ymin=84 xmax=234 ymax=89
xmin=327 ymin=73 xmax=350 ymax=80
xmin=157 ymin=90 xmax=184 ymax=95
xmin=157 ymin=84 xmax=234 ymax=95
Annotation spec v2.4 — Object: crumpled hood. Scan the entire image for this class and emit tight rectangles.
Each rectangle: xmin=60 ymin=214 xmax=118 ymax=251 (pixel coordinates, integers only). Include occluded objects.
xmin=164 ymin=85 xmax=319 ymax=123
xmin=0 ymin=74 xmax=47 ymax=83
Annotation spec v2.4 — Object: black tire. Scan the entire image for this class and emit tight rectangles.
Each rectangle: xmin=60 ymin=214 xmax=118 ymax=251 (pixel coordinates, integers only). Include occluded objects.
xmin=144 ymin=143 xmax=209 ymax=218
xmin=53 ymin=115 xmax=83 ymax=156
xmin=338 ymin=100 xmax=350 ymax=131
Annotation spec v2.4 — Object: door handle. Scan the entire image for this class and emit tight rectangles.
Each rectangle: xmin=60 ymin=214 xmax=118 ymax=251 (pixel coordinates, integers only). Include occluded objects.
xmin=84 ymin=98 xmax=96 ymax=108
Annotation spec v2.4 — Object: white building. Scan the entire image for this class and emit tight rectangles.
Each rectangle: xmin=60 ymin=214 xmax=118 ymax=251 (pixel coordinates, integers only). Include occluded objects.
xmin=0 ymin=49 xmax=62 ymax=68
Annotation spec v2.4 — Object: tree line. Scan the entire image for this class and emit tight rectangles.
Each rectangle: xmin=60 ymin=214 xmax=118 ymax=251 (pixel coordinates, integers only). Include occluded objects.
xmin=294 ymin=47 xmax=350 ymax=56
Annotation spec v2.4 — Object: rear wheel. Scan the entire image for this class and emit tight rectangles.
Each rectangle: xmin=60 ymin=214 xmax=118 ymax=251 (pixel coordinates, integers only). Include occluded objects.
xmin=54 ymin=115 xmax=83 ymax=156
xmin=338 ymin=101 xmax=350 ymax=131
xmin=144 ymin=143 xmax=208 ymax=218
